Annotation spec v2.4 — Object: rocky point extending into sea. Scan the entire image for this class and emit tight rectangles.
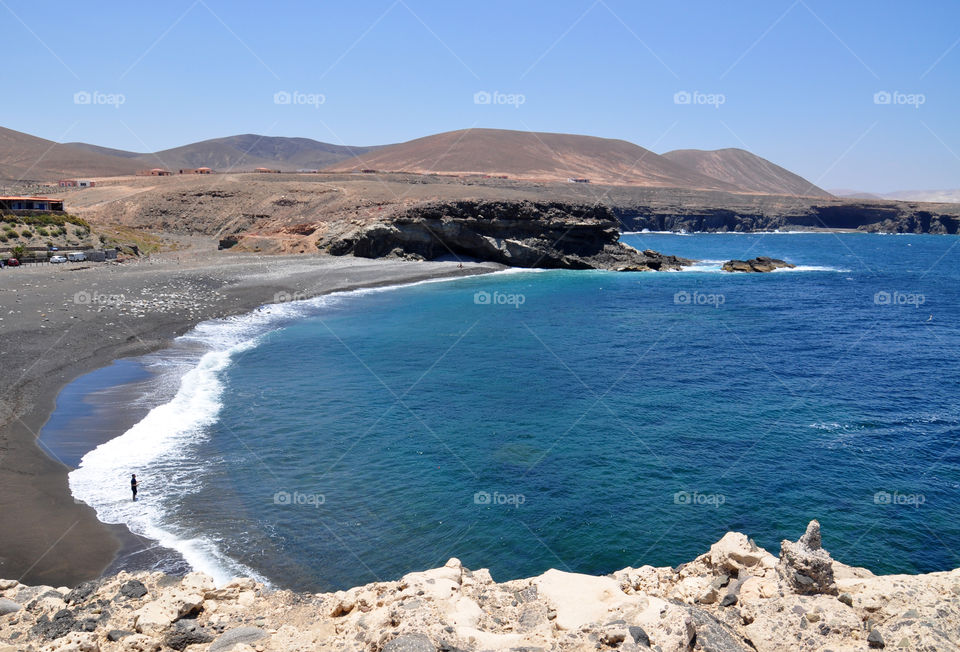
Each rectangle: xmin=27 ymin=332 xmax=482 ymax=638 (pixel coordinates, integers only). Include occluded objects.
xmin=1 ymin=521 xmax=957 ymax=651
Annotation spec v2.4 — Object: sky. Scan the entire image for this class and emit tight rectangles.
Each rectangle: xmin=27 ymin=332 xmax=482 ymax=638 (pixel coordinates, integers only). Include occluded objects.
xmin=2 ymin=0 xmax=958 ymax=192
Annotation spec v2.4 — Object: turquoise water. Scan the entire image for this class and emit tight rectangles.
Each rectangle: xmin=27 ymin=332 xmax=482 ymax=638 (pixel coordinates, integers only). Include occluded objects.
xmin=65 ymin=234 xmax=960 ymax=590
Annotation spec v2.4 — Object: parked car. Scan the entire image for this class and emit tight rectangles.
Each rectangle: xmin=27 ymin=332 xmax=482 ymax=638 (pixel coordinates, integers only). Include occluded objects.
xmin=66 ymin=252 xmax=87 ymax=262
xmin=6 ymin=258 xmax=20 ymax=266
xmin=50 ymin=255 xmax=67 ymax=263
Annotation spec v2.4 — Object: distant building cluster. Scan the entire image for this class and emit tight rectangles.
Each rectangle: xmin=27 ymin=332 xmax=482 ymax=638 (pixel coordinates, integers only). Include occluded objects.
xmin=58 ymin=179 xmax=96 ymax=188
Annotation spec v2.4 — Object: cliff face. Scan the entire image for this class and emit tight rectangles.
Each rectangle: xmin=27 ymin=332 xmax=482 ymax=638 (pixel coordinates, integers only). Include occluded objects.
xmin=2 ymin=521 xmax=957 ymax=651
xmin=314 ymin=195 xmax=959 ymax=270
xmin=319 ymin=200 xmax=692 ymax=271
xmin=609 ymin=200 xmax=960 ymax=234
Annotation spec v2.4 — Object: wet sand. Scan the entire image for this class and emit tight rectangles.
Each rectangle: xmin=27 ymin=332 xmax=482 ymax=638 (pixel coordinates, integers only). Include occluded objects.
xmin=0 ymin=245 xmax=501 ymax=586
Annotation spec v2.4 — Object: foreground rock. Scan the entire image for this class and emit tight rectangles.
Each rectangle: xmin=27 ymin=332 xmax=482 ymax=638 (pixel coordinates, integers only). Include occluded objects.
xmin=319 ymin=200 xmax=693 ymax=271
xmin=2 ymin=521 xmax=958 ymax=651
xmin=722 ymin=256 xmax=797 ymax=272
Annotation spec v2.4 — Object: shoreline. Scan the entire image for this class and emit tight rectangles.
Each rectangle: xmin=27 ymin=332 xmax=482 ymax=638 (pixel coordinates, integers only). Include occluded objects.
xmin=0 ymin=248 xmax=503 ymax=586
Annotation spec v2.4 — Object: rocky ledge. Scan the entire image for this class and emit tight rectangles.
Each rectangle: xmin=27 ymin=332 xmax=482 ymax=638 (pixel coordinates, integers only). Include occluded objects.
xmin=2 ymin=521 xmax=958 ymax=651
xmin=722 ymin=257 xmax=797 ymax=273
xmin=317 ymin=200 xmax=692 ymax=271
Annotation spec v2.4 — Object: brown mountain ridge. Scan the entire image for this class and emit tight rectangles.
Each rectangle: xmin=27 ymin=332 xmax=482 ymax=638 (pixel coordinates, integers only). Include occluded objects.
xmin=2 ymin=125 xmax=829 ymax=198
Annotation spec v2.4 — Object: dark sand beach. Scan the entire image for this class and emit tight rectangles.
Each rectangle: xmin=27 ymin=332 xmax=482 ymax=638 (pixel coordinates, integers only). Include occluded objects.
xmin=0 ymin=244 xmax=500 ymax=586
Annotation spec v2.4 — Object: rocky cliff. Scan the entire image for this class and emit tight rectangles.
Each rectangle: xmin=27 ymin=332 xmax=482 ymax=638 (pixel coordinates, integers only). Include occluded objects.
xmin=2 ymin=521 xmax=958 ymax=651
xmin=318 ymin=200 xmax=692 ymax=271
xmin=608 ymin=196 xmax=960 ymax=234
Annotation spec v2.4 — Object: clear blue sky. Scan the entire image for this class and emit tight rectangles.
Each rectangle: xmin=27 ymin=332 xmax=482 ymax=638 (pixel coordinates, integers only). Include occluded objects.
xmin=3 ymin=0 xmax=958 ymax=192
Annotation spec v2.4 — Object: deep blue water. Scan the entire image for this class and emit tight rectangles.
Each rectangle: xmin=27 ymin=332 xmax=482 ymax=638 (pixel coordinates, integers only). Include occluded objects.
xmin=62 ymin=234 xmax=960 ymax=591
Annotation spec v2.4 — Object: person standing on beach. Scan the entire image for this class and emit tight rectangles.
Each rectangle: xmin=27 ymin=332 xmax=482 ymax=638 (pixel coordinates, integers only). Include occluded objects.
xmin=131 ymin=474 xmax=138 ymax=501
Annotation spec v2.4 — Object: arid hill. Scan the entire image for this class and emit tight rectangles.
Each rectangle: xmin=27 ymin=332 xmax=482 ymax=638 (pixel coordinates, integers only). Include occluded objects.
xmin=662 ymin=147 xmax=832 ymax=198
xmin=0 ymin=127 xmax=140 ymax=181
xmin=43 ymin=172 xmax=959 ymax=262
xmin=325 ymin=128 xmax=745 ymax=190
xmin=68 ymin=134 xmax=379 ymax=173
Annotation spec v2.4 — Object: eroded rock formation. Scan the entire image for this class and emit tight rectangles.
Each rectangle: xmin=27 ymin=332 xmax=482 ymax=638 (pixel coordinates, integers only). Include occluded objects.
xmin=2 ymin=521 xmax=959 ymax=651
xmin=318 ymin=200 xmax=693 ymax=271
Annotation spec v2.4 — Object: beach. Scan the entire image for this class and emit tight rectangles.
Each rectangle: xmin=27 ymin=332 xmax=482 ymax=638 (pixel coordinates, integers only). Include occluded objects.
xmin=0 ymin=244 xmax=501 ymax=587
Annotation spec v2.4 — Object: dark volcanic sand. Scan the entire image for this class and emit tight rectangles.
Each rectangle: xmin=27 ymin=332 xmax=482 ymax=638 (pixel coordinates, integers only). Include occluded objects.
xmin=0 ymin=244 xmax=500 ymax=586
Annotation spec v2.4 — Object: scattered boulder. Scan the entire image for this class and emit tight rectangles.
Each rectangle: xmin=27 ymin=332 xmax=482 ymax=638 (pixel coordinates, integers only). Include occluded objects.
xmin=30 ymin=608 xmax=80 ymax=640
xmin=63 ymin=581 xmax=99 ymax=605
xmin=709 ymin=532 xmax=775 ymax=574
xmin=118 ymin=580 xmax=148 ymax=600
xmin=868 ymin=628 xmax=885 ymax=648
xmin=106 ymin=629 xmax=133 ymax=642
xmin=164 ymin=620 xmax=214 ymax=651
xmin=722 ymin=256 xmax=796 ymax=272
xmin=628 ymin=625 xmax=650 ymax=647
xmin=208 ymin=626 xmax=268 ymax=652
xmin=776 ymin=520 xmax=839 ymax=595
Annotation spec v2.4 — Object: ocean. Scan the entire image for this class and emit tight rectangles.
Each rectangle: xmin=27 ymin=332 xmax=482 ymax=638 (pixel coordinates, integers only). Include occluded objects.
xmin=45 ymin=233 xmax=960 ymax=591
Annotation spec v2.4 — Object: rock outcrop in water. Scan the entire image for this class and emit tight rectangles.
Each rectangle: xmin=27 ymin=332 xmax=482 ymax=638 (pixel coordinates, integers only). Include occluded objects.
xmin=722 ymin=257 xmax=797 ymax=273
xmin=318 ymin=200 xmax=693 ymax=271
xmin=3 ymin=521 xmax=960 ymax=651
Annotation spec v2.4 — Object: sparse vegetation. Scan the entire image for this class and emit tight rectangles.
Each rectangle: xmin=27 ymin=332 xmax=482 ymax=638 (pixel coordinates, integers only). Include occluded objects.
xmin=0 ymin=213 xmax=90 ymax=229
xmin=96 ymin=224 xmax=169 ymax=254
xmin=11 ymin=244 xmax=26 ymax=259
xmin=36 ymin=227 xmax=49 ymax=236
